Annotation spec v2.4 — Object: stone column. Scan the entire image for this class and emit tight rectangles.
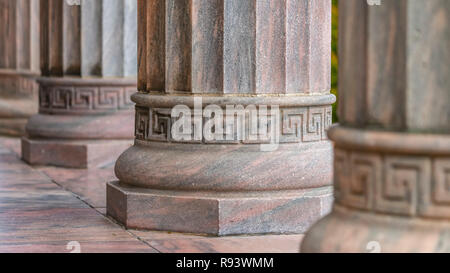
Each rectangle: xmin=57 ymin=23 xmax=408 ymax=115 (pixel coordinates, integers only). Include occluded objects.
xmin=302 ymin=0 xmax=450 ymax=252
xmin=0 ymin=0 xmax=39 ymax=136
xmin=22 ymin=0 xmax=137 ymax=168
xmin=107 ymin=0 xmax=334 ymax=235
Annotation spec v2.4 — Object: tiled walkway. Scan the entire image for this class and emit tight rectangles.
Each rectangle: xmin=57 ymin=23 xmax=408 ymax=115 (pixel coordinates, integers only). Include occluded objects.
xmin=0 ymin=137 xmax=303 ymax=253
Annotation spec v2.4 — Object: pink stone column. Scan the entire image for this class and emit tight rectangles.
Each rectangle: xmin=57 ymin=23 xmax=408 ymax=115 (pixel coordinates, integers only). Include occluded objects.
xmin=107 ymin=0 xmax=335 ymax=235
xmin=0 ymin=0 xmax=39 ymax=136
xmin=21 ymin=0 xmax=137 ymax=168
xmin=302 ymin=0 xmax=450 ymax=252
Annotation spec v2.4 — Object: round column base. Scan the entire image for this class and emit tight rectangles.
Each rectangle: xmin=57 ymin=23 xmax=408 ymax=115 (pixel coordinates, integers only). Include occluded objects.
xmin=26 ymin=112 xmax=135 ymax=140
xmin=109 ymin=140 xmax=334 ymax=235
xmin=22 ymin=76 xmax=137 ymax=168
xmin=115 ymin=141 xmax=334 ymax=191
xmin=301 ymin=205 xmax=450 ymax=253
xmin=302 ymin=127 xmax=450 ymax=253
xmin=22 ymin=111 xmax=135 ymax=168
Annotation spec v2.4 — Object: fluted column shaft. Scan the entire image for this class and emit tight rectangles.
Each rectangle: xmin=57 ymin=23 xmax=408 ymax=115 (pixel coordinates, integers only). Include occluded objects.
xmin=0 ymin=0 xmax=40 ymax=136
xmin=107 ymin=0 xmax=335 ymax=235
xmin=22 ymin=0 xmax=138 ymax=168
xmin=302 ymin=0 xmax=450 ymax=252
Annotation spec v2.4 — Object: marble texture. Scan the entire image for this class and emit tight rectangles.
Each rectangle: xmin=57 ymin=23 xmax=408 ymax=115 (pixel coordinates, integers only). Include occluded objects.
xmin=0 ymin=138 xmax=155 ymax=253
xmin=109 ymin=0 xmax=334 ymax=235
xmin=0 ymin=137 xmax=308 ymax=253
xmin=302 ymin=0 xmax=450 ymax=253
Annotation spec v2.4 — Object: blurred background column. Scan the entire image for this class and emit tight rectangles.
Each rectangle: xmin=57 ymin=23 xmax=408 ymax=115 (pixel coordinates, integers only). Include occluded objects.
xmin=302 ymin=0 xmax=450 ymax=252
xmin=0 ymin=0 xmax=39 ymax=136
xmin=107 ymin=0 xmax=335 ymax=235
xmin=22 ymin=0 xmax=137 ymax=168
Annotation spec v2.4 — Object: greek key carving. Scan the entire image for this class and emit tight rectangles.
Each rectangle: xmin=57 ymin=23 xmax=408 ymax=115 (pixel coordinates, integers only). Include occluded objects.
xmin=148 ymin=108 xmax=172 ymax=142
xmin=39 ymin=85 xmax=135 ymax=114
xmin=280 ymin=106 xmax=330 ymax=142
xmin=433 ymin=160 xmax=450 ymax=205
xmin=419 ymin=159 xmax=450 ymax=218
xmin=134 ymin=105 xmax=332 ymax=144
xmin=135 ymin=106 xmax=150 ymax=140
xmin=335 ymin=148 xmax=450 ymax=219
xmin=349 ymin=153 xmax=380 ymax=210
xmin=376 ymin=157 xmax=426 ymax=216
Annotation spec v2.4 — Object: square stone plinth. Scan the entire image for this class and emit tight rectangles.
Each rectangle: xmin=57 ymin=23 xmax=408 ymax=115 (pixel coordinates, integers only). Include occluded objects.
xmin=107 ymin=181 xmax=333 ymax=236
xmin=22 ymin=138 xmax=133 ymax=169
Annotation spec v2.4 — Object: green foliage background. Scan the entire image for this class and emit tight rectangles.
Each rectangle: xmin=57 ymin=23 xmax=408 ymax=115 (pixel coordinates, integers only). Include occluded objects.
xmin=331 ymin=0 xmax=338 ymax=123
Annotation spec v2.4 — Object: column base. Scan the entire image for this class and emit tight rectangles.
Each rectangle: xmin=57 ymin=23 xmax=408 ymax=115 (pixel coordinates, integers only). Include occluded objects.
xmin=301 ymin=205 xmax=450 ymax=253
xmin=107 ymin=181 xmax=333 ymax=236
xmin=108 ymin=93 xmax=335 ymax=235
xmin=22 ymin=76 xmax=136 ymax=168
xmin=302 ymin=127 xmax=450 ymax=253
xmin=22 ymin=137 xmax=133 ymax=169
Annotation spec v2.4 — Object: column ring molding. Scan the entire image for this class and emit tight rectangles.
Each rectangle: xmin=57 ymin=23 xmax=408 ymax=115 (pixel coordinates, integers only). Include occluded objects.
xmin=132 ymin=93 xmax=336 ymax=108
xmin=329 ymin=126 xmax=450 ymax=156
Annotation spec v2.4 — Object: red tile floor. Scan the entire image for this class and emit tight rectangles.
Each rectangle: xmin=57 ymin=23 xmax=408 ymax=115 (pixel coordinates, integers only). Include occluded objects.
xmin=0 ymin=137 xmax=304 ymax=253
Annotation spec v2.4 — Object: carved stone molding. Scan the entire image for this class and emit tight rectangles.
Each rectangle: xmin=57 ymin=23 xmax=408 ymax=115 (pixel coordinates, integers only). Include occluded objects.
xmin=134 ymin=104 xmax=332 ymax=144
xmin=334 ymin=147 xmax=450 ymax=219
xmin=302 ymin=128 xmax=450 ymax=253
xmin=39 ymin=79 xmax=135 ymax=115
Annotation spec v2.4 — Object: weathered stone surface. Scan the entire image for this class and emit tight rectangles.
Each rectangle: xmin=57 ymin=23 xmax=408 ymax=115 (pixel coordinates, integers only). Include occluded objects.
xmin=108 ymin=0 xmax=334 ymax=235
xmin=0 ymin=137 xmax=309 ymax=253
xmin=138 ymin=0 xmax=331 ymax=94
xmin=302 ymin=0 xmax=450 ymax=253
xmin=22 ymin=138 xmax=132 ymax=169
xmin=0 ymin=0 xmax=40 ymax=136
xmin=115 ymin=141 xmax=333 ymax=192
xmin=22 ymin=0 xmax=137 ymax=168
xmin=107 ymin=181 xmax=333 ymax=236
